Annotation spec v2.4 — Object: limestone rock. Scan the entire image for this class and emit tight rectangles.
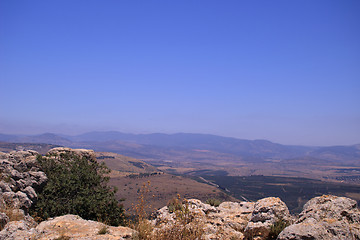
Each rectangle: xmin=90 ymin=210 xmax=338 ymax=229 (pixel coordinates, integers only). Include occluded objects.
xmin=47 ymin=147 xmax=96 ymax=160
xmin=9 ymin=150 xmax=38 ymax=162
xmin=0 ymin=150 xmax=47 ymax=211
xmin=34 ymin=214 xmax=135 ymax=240
xmin=278 ymin=195 xmax=360 ymax=240
xmin=152 ymin=198 xmax=256 ymax=239
xmin=244 ymin=197 xmax=292 ymax=240
xmin=0 ymin=219 xmax=37 ymax=240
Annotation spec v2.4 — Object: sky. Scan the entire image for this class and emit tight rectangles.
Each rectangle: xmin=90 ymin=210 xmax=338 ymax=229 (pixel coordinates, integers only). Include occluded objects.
xmin=0 ymin=0 xmax=359 ymax=146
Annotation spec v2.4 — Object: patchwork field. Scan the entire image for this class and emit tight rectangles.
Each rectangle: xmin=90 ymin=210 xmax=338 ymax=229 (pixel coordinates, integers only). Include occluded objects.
xmin=201 ymin=175 xmax=360 ymax=213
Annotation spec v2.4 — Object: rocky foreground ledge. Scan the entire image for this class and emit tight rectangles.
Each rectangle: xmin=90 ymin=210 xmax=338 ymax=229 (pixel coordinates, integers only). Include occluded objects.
xmin=1 ymin=148 xmax=360 ymax=240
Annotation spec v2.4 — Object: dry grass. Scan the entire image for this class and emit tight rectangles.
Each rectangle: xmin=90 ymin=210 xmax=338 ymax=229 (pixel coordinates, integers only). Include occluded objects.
xmin=110 ymin=173 xmax=235 ymax=215
xmin=130 ymin=184 xmax=205 ymax=240
xmin=0 ymin=196 xmax=24 ymax=229
xmin=152 ymin=196 xmax=205 ymax=240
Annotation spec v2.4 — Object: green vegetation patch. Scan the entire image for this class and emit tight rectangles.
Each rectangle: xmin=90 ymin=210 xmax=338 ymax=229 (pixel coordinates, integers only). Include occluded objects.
xmin=30 ymin=152 xmax=125 ymax=226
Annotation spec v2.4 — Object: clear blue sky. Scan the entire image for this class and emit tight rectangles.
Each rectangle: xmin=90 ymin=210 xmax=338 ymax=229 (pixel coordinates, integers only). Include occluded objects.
xmin=1 ymin=0 xmax=359 ymax=146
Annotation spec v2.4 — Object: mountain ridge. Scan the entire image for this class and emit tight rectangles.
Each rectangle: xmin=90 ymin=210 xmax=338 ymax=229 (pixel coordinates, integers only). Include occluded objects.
xmin=1 ymin=131 xmax=359 ymax=167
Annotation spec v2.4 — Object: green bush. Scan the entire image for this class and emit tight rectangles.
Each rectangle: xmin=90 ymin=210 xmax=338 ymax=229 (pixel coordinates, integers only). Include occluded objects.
xmin=205 ymin=198 xmax=221 ymax=207
xmin=30 ymin=152 xmax=124 ymax=226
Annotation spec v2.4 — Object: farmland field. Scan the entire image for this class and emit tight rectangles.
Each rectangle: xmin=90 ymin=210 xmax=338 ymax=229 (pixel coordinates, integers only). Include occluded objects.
xmin=201 ymin=175 xmax=360 ymax=213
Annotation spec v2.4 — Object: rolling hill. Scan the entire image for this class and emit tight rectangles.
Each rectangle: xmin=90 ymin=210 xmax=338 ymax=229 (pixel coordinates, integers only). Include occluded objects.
xmin=1 ymin=131 xmax=359 ymax=182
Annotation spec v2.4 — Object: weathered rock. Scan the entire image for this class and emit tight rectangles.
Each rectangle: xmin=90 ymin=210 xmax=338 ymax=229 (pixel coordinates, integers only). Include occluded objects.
xmin=0 ymin=150 xmax=47 ymax=211
xmin=34 ymin=215 xmax=135 ymax=240
xmin=47 ymin=147 xmax=96 ymax=160
xmin=9 ymin=150 xmax=38 ymax=163
xmin=152 ymin=198 xmax=256 ymax=239
xmin=278 ymin=195 xmax=360 ymax=240
xmin=28 ymin=171 xmax=47 ymax=189
xmin=208 ymin=201 xmax=255 ymax=234
xmin=299 ymin=195 xmax=359 ymax=223
xmin=244 ymin=197 xmax=292 ymax=240
xmin=22 ymin=186 xmax=37 ymax=201
xmin=0 ymin=181 xmax=12 ymax=193
xmin=0 ymin=219 xmax=37 ymax=240
xmin=15 ymin=191 xmax=32 ymax=209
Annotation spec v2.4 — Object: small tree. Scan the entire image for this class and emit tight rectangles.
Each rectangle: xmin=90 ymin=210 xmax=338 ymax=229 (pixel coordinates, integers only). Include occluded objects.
xmin=30 ymin=152 xmax=124 ymax=226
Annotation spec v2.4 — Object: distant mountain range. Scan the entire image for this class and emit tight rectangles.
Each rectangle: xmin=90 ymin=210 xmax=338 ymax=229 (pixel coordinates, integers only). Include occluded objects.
xmin=1 ymin=131 xmax=359 ymax=165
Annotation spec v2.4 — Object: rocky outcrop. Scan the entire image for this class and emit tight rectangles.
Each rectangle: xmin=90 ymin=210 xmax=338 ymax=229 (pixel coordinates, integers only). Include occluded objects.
xmin=151 ymin=195 xmax=360 ymax=240
xmin=278 ymin=195 xmax=360 ymax=240
xmin=0 ymin=214 xmax=135 ymax=240
xmin=152 ymin=198 xmax=278 ymax=240
xmin=0 ymin=150 xmax=47 ymax=212
xmin=0 ymin=217 xmax=37 ymax=240
xmin=47 ymin=147 xmax=96 ymax=160
xmin=244 ymin=197 xmax=293 ymax=239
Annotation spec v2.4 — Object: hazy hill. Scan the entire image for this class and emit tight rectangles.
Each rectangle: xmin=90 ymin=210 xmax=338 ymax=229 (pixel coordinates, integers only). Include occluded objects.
xmin=1 ymin=131 xmax=359 ymax=181
xmin=68 ymin=131 xmax=312 ymax=158
xmin=0 ymin=141 xmax=61 ymax=155
xmin=95 ymin=151 xmax=158 ymax=175
xmin=0 ymin=133 xmax=72 ymax=146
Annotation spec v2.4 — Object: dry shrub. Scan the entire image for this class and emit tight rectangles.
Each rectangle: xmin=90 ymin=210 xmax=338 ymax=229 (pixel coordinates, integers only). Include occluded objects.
xmin=0 ymin=196 xmax=24 ymax=225
xmin=205 ymin=198 xmax=221 ymax=207
xmin=131 ymin=184 xmax=205 ymax=240
xmin=267 ymin=218 xmax=289 ymax=240
xmin=167 ymin=195 xmax=184 ymax=213
xmin=98 ymin=225 xmax=109 ymax=235
xmin=152 ymin=196 xmax=205 ymax=240
xmin=130 ymin=181 xmax=155 ymax=240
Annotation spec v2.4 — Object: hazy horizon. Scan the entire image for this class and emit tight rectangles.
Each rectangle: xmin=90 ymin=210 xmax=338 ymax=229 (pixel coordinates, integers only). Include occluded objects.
xmin=1 ymin=128 xmax=359 ymax=147
xmin=1 ymin=1 xmax=359 ymax=146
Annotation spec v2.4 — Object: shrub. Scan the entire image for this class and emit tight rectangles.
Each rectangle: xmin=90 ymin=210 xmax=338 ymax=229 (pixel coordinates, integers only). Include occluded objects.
xmin=167 ymin=195 xmax=184 ymax=213
xmin=267 ymin=218 xmax=289 ymax=240
xmin=30 ymin=152 xmax=125 ymax=226
xmin=0 ymin=196 xmax=24 ymax=226
xmin=98 ymin=225 xmax=109 ymax=235
xmin=206 ymin=198 xmax=221 ymax=207
xmin=131 ymin=188 xmax=205 ymax=240
xmin=153 ymin=196 xmax=204 ymax=240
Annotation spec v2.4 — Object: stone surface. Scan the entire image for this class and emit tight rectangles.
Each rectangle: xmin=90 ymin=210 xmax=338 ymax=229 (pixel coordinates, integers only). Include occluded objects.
xmin=47 ymin=147 xmax=96 ymax=160
xmin=0 ymin=150 xmax=47 ymax=211
xmin=31 ymin=214 xmax=135 ymax=240
xmin=278 ymin=195 xmax=360 ymax=240
xmin=0 ymin=219 xmax=37 ymax=240
xmin=152 ymin=198 xmax=256 ymax=239
xmin=244 ymin=197 xmax=292 ymax=240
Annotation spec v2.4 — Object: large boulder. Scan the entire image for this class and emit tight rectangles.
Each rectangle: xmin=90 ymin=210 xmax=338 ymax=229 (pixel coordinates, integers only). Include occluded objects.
xmin=152 ymin=198 xmax=256 ymax=239
xmin=278 ymin=195 xmax=360 ymax=240
xmin=47 ymin=147 xmax=96 ymax=160
xmin=0 ymin=150 xmax=47 ymax=212
xmin=0 ymin=217 xmax=37 ymax=240
xmin=0 ymin=214 xmax=135 ymax=240
xmin=34 ymin=215 xmax=135 ymax=239
xmin=244 ymin=197 xmax=292 ymax=240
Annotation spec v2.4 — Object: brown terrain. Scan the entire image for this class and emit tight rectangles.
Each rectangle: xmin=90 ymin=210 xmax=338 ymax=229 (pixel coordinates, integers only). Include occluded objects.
xmin=95 ymin=152 xmax=237 ymax=215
